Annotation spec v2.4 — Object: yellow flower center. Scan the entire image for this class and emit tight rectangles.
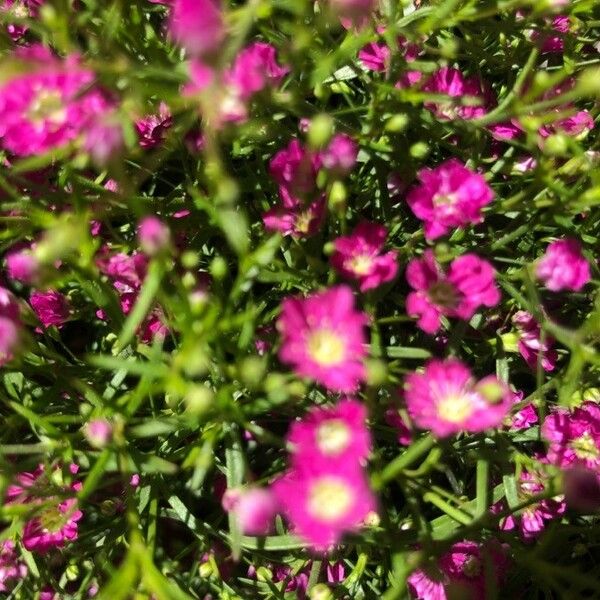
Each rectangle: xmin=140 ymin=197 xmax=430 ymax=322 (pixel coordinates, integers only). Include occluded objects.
xmin=436 ymin=393 xmax=474 ymax=423
xmin=432 ymin=192 xmax=458 ymax=208
xmin=348 ymin=254 xmax=373 ymax=276
xmin=295 ymin=211 xmax=313 ymax=234
xmin=28 ymin=90 xmax=66 ymax=126
xmin=462 ymin=556 xmax=481 ymax=578
xmin=39 ymin=505 xmax=64 ymax=533
xmin=307 ymin=329 xmax=345 ymax=366
xmin=571 ymin=431 xmax=599 ymax=461
xmin=11 ymin=3 xmax=29 ymax=18
xmin=316 ymin=420 xmax=351 ymax=455
xmin=307 ymin=477 xmax=354 ymax=522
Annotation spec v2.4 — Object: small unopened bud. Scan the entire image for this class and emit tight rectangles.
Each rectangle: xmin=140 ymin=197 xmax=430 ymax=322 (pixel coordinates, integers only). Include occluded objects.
xmin=308 ymin=114 xmax=334 ymax=150
xmin=309 ymin=583 xmax=333 ymax=600
xmin=222 ymin=487 xmax=278 ymax=536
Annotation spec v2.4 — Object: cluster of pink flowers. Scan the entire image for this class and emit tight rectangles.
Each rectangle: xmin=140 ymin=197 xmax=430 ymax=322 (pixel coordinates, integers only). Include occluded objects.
xmin=405 ymin=250 xmax=500 ymax=334
xmin=272 ymin=398 xmax=376 ymax=548
xmin=264 ymin=133 xmax=357 ymax=237
xmin=2 ymin=0 xmax=44 ymax=40
xmin=404 ymin=359 xmax=513 ymax=438
xmin=6 ymin=465 xmax=82 ymax=554
xmin=30 ymin=289 xmax=71 ymax=328
xmin=277 ymin=285 xmax=368 ymax=392
xmin=0 ymin=540 xmax=27 ymax=592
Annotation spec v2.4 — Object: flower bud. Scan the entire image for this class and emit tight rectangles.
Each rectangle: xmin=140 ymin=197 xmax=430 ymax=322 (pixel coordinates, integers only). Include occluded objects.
xmin=84 ymin=419 xmax=113 ymax=448
xmin=6 ymin=250 xmax=40 ymax=284
xmin=138 ymin=216 xmax=171 ymax=256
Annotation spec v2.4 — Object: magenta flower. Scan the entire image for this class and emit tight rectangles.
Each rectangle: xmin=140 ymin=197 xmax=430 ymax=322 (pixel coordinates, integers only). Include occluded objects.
xmin=271 ymin=461 xmax=376 ymax=549
xmin=269 ymin=139 xmax=321 ymax=202
xmin=508 ymin=402 xmax=538 ymax=431
xmin=288 ymin=398 xmax=371 ymax=466
xmin=138 ymin=216 xmax=171 ymax=255
xmin=531 ymin=15 xmax=570 ymax=53
xmin=222 ymin=487 xmax=278 ymax=536
xmin=321 ymin=133 xmax=358 ymax=177
xmin=406 ymin=159 xmax=495 ymax=240
xmin=0 ymin=47 xmax=111 ymax=156
xmin=0 ymin=541 xmax=27 ymax=592
xmin=2 ymin=0 xmax=44 ymax=40
xmin=542 ymin=402 xmax=600 ymax=470
xmin=224 ymin=42 xmax=289 ymax=101
xmin=83 ymin=116 xmax=124 ymax=165
xmin=169 ymin=0 xmax=225 ymax=57
xmin=30 ymin=290 xmax=70 ymax=328
xmin=264 ymin=139 xmax=326 ymax=237
xmin=512 ymin=311 xmax=557 ymax=372
xmin=422 ymin=67 xmax=491 ymax=121
xmin=535 ymin=238 xmax=591 ymax=292
xmin=84 ymin=419 xmax=113 ymax=448
xmin=0 ymin=286 xmax=21 ymax=366
xmin=135 ymin=102 xmax=173 ymax=149
xmin=277 ymin=285 xmax=368 ymax=392
xmin=358 ymin=41 xmax=390 ymax=72
xmin=495 ymin=468 xmax=565 ymax=540
xmin=408 ymin=540 xmax=508 ymax=600
xmin=6 ymin=465 xmax=83 ymax=554
xmin=404 ymin=359 xmax=513 ymax=438
xmin=331 ymin=221 xmax=398 ymax=292
xmin=539 ymin=110 xmax=594 ymax=139
xmin=405 ymin=251 xmax=500 ymax=334
xmin=6 ymin=249 xmax=39 ymax=284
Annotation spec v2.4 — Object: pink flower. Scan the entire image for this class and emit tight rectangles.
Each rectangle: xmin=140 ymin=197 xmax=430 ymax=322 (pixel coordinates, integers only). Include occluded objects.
xmin=0 ymin=540 xmax=27 ymax=592
xmin=169 ymin=0 xmax=225 ymax=57
xmin=531 ymin=15 xmax=570 ymax=53
xmin=358 ymin=41 xmax=390 ymax=72
xmin=406 ymin=159 xmax=495 ymax=240
xmin=264 ymin=139 xmax=326 ymax=237
xmin=512 ymin=311 xmax=557 ymax=372
xmin=509 ymin=402 xmax=538 ymax=431
xmin=288 ymin=398 xmax=371 ymax=466
xmin=0 ymin=286 xmax=21 ymax=366
xmin=539 ymin=110 xmax=594 ymax=139
xmin=224 ymin=42 xmax=289 ymax=101
xmin=422 ymin=67 xmax=491 ymax=120
xmin=271 ymin=461 xmax=376 ymax=549
xmin=331 ymin=221 xmax=398 ymax=292
xmin=83 ymin=116 xmax=124 ymax=165
xmin=404 ymin=359 xmax=513 ymax=438
xmin=563 ymin=466 xmax=600 ymax=513
xmin=6 ymin=465 xmax=83 ymax=554
xmin=0 ymin=47 xmax=112 ymax=156
xmin=408 ymin=540 xmax=508 ymax=600
xmin=222 ymin=487 xmax=278 ymax=535
xmin=542 ymin=402 xmax=600 ymax=469
xmin=135 ymin=102 xmax=173 ymax=149
xmin=328 ymin=0 xmax=376 ymax=24
xmin=84 ymin=419 xmax=113 ymax=448
xmin=495 ymin=469 xmax=565 ymax=540
xmin=138 ymin=216 xmax=171 ymax=255
xmin=384 ymin=409 xmax=413 ymax=445
xmin=535 ymin=238 xmax=591 ymax=292
xmin=269 ymin=139 xmax=321 ymax=201
xmin=6 ymin=249 xmax=39 ymax=284
xmin=405 ymin=251 xmax=500 ymax=334
xmin=30 ymin=290 xmax=70 ymax=328
xmin=277 ymin=285 xmax=368 ymax=392
xmin=321 ymin=134 xmax=358 ymax=176
xmin=2 ymin=0 xmax=44 ymax=40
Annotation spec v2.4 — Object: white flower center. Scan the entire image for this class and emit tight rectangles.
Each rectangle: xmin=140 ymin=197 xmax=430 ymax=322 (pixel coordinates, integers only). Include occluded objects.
xmin=316 ymin=419 xmax=351 ymax=455
xmin=348 ymin=254 xmax=373 ymax=276
xmin=307 ymin=477 xmax=354 ymax=522
xmin=307 ymin=329 xmax=345 ymax=366
xmin=571 ymin=431 xmax=599 ymax=461
xmin=28 ymin=90 xmax=67 ymax=126
xmin=436 ymin=393 xmax=474 ymax=423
